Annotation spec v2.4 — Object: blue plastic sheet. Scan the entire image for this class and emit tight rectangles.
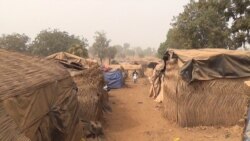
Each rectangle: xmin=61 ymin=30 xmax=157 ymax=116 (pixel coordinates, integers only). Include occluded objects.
xmin=104 ymin=70 xmax=123 ymax=89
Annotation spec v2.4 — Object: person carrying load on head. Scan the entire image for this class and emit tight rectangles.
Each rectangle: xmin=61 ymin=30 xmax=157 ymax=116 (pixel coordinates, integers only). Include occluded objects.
xmin=132 ymin=70 xmax=139 ymax=83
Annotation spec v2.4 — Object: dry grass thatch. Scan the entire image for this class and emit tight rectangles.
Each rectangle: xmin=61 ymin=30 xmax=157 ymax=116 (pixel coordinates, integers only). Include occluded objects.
xmin=120 ymin=64 xmax=142 ymax=70
xmin=46 ymin=52 xmax=109 ymax=122
xmin=71 ymin=65 xmax=109 ymax=122
xmin=163 ymin=56 xmax=250 ymax=127
xmin=46 ymin=52 xmax=98 ymax=69
xmin=149 ymin=63 xmax=165 ymax=102
xmin=0 ymin=49 xmax=81 ymax=141
xmin=107 ymin=65 xmax=124 ymax=71
xmin=0 ymin=103 xmax=30 ymax=141
xmin=0 ymin=50 xmax=69 ymax=101
xmin=144 ymin=68 xmax=154 ymax=78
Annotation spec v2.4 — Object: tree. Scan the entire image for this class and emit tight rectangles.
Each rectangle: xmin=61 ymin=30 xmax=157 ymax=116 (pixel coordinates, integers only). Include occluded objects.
xmin=135 ymin=47 xmax=145 ymax=58
xmin=91 ymin=31 xmax=110 ymax=63
xmin=158 ymin=0 xmax=232 ymax=56
xmin=123 ymin=43 xmax=130 ymax=52
xmin=144 ymin=47 xmax=154 ymax=56
xmin=68 ymin=44 xmax=88 ymax=58
xmin=0 ymin=33 xmax=29 ymax=52
xmin=151 ymin=48 xmax=157 ymax=56
xmin=106 ymin=46 xmax=117 ymax=64
xmin=30 ymin=29 xmax=87 ymax=56
xmin=224 ymin=0 xmax=250 ymax=49
xmin=138 ymin=53 xmax=145 ymax=58
xmin=121 ymin=43 xmax=131 ymax=57
xmin=157 ymin=42 xmax=167 ymax=58
xmin=126 ymin=49 xmax=135 ymax=57
xmin=108 ymin=43 xmax=136 ymax=58
xmin=113 ymin=45 xmax=126 ymax=58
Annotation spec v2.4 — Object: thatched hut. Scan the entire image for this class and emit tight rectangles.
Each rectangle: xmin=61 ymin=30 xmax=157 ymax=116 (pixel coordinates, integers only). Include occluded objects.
xmin=162 ymin=49 xmax=250 ymax=127
xmin=47 ymin=53 xmax=109 ymax=123
xmin=0 ymin=49 xmax=82 ymax=141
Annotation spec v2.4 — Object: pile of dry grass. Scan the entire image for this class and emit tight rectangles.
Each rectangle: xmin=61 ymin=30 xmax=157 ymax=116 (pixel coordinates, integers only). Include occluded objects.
xmin=163 ymin=56 xmax=250 ymax=127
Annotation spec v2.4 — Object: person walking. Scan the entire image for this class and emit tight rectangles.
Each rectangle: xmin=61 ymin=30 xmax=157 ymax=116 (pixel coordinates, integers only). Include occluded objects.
xmin=132 ymin=70 xmax=139 ymax=83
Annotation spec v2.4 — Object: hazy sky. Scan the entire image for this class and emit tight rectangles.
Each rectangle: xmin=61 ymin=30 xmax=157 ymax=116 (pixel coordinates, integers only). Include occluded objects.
xmin=0 ymin=0 xmax=189 ymax=48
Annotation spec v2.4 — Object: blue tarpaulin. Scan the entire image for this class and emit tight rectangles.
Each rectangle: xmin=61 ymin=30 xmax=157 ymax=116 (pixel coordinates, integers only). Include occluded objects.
xmin=104 ymin=70 xmax=123 ymax=89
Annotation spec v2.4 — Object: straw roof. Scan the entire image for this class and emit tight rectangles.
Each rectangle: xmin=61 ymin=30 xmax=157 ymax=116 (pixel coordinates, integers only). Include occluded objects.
xmin=121 ymin=64 xmax=142 ymax=70
xmin=0 ymin=49 xmax=81 ymax=141
xmin=107 ymin=65 xmax=124 ymax=70
xmin=168 ymin=48 xmax=250 ymax=62
xmin=0 ymin=104 xmax=30 ymax=141
xmin=46 ymin=52 xmax=98 ymax=69
xmin=47 ymin=51 xmax=84 ymax=60
xmin=166 ymin=49 xmax=250 ymax=83
xmin=0 ymin=49 xmax=70 ymax=101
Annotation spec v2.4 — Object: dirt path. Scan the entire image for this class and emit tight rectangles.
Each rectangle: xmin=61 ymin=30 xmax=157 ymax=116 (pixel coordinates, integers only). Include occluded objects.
xmin=103 ymin=78 xmax=242 ymax=141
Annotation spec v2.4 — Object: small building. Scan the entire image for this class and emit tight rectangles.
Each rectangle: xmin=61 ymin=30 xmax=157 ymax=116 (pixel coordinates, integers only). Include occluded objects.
xmin=47 ymin=52 xmax=110 ymax=132
xmin=0 ymin=49 xmax=81 ymax=141
xmin=162 ymin=49 xmax=250 ymax=127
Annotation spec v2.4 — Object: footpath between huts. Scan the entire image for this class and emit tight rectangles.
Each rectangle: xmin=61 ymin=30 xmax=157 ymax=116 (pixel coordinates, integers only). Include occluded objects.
xmin=103 ymin=78 xmax=242 ymax=141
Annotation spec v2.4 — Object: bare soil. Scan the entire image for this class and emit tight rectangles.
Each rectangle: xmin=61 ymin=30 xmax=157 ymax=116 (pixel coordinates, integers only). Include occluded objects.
xmin=103 ymin=78 xmax=242 ymax=141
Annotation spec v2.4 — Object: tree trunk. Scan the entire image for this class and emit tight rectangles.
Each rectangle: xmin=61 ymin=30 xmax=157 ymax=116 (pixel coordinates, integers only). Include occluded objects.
xmin=108 ymin=58 xmax=111 ymax=65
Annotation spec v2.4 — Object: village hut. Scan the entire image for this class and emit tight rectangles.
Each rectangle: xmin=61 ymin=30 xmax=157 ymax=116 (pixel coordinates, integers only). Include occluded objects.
xmin=46 ymin=53 xmax=110 ymax=123
xmin=0 ymin=49 xmax=82 ymax=141
xmin=162 ymin=49 xmax=250 ymax=127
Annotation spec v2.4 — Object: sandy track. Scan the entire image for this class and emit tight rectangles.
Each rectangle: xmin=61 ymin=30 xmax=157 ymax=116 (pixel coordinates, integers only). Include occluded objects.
xmin=103 ymin=78 xmax=242 ymax=141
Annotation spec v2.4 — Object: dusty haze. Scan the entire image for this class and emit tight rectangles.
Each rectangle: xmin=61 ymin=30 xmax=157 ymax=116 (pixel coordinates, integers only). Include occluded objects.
xmin=0 ymin=0 xmax=188 ymax=48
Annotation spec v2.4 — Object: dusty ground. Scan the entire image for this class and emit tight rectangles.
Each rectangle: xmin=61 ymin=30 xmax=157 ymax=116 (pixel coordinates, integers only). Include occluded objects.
xmin=103 ymin=78 xmax=243 ymax=141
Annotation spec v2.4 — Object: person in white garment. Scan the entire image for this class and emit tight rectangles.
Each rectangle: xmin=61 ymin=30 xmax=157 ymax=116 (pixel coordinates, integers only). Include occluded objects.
xmin=132 ymin=70 xmax=139 ymax=83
